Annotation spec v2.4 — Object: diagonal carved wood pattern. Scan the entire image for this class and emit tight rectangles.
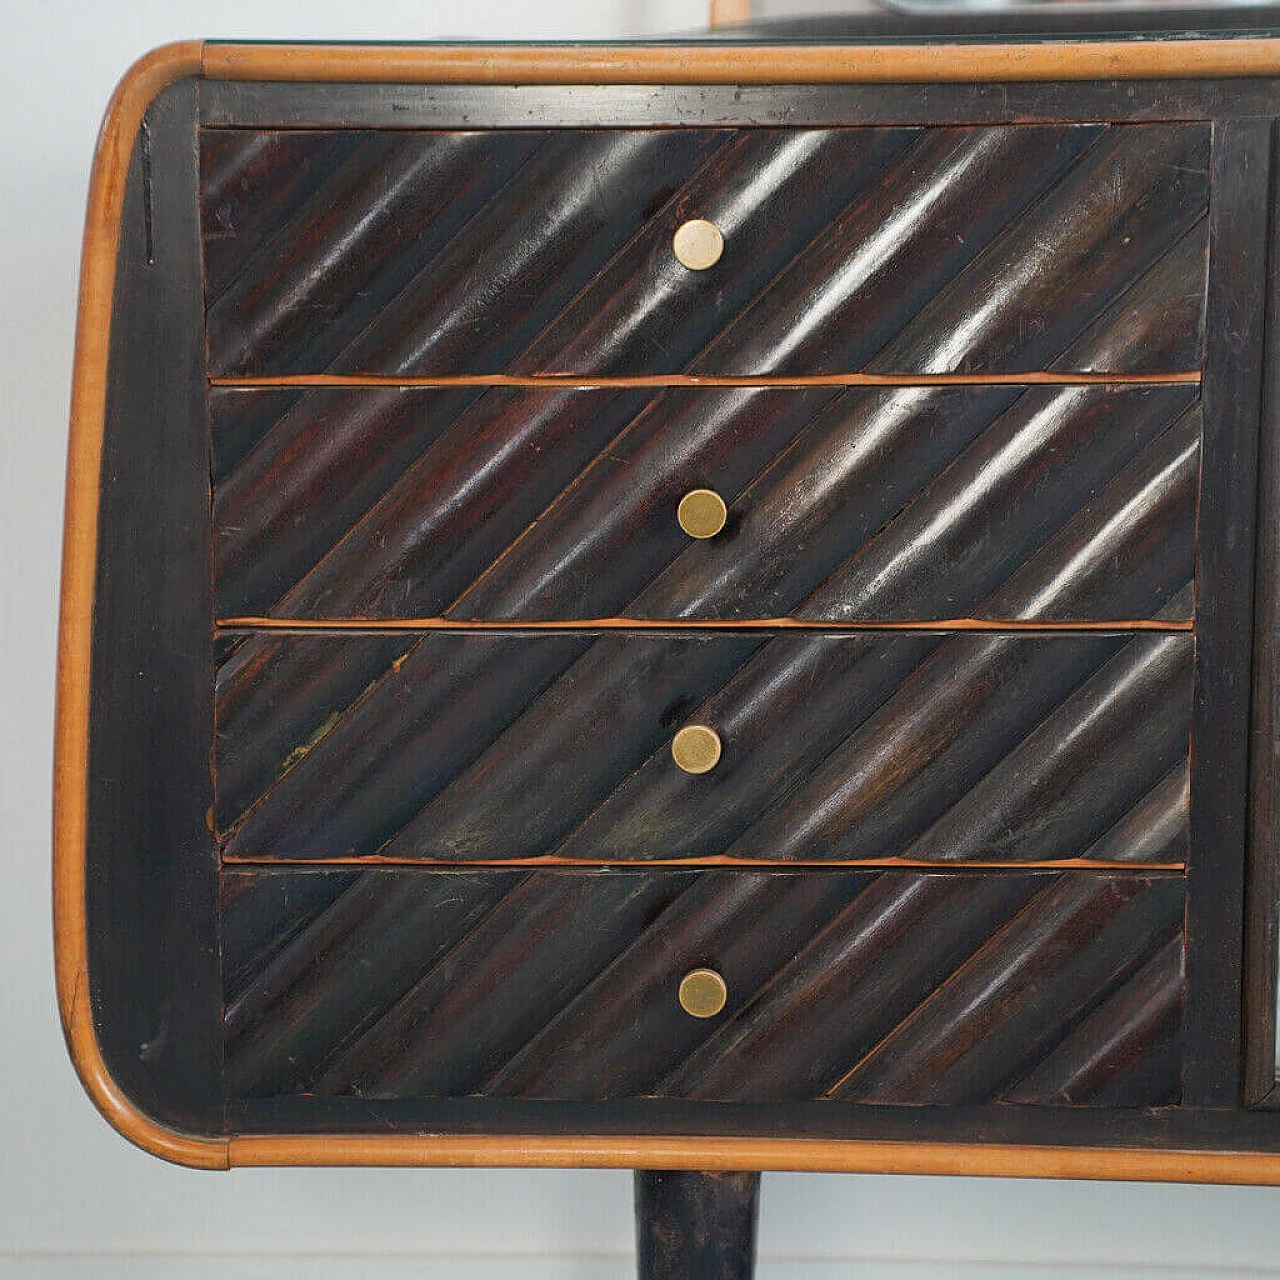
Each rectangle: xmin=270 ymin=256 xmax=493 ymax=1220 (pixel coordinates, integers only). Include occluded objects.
xmin=210 ymin=382 xmax=1202 ymax=622
xmin=216 ymin=631 xmax=1193 ymax=864
xmin=206 ymin=117 xmax=1208 ymax=1128
xmin=201 ymin=124 xmax=1209 ymax=376
xmin=219 ymin=868 xmax=1185 ymax=1105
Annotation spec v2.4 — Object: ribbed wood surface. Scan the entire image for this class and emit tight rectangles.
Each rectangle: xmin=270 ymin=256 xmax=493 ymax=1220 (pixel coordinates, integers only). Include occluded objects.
xmin=201 ymin=124 xmax=1208 ymax=377
xmin=216 ymin=632 xmax=1192 ymax=864
xmin=204 ymin=115 xmax=1209 ymax=1135
xmin=210 ymin=383 xmax=1201 ymax=622
xmin=219 ymin=868 xmax=1185 ymax=1105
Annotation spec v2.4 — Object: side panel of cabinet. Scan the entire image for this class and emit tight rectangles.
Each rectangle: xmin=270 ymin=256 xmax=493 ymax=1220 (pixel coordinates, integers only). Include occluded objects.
xmin=83 ymin=80 xmax=224 ymax=1135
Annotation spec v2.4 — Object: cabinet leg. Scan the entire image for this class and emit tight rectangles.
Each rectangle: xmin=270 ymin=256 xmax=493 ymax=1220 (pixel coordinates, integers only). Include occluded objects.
xmin=634 ymin=1170 xmax=761 ymax=1280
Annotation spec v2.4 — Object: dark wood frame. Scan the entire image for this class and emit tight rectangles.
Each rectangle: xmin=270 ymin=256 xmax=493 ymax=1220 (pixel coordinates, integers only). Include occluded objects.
xmin=1184 ymin=117 xmax=1271 ymax=1105
xmin=53 ymin=39 xmax=1280 ymax=1174
xmin=1247 ymin=124 xmax=1280 ymax=1112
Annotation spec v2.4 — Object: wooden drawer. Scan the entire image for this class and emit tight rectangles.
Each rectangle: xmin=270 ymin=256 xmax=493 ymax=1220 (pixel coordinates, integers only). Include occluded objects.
xmin=202 ymin=123 xmax=1208 ymax=377
xmin=216 ymin=632 xmax=1193 ymax=864
xmin=212 ymin=383 xmax=1201 ymax=624
xmin=220 ymin=867 xmax=1185 ymax=1105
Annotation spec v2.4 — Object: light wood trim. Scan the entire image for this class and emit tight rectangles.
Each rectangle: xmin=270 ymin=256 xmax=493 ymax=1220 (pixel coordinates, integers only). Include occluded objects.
xmin=56 ymin=37 xmax=1280 ymax=1176
xmin=217 ymin=616 xmax=1195 ymax=633
xmin=709 ymin=0 xmax=751 ymax=29
xmin=209 ymin=372 xmax=1203 ymax=388
xmin=55 ymin=39 xmax=229 ymax=1170
xmin=201 ymin=39 xmax=1280 ymax=86
xmin=225 ymin=1134 xmax=1280 ymax=1182
xmin=220 ymin=855 xmax=1187 ymax=870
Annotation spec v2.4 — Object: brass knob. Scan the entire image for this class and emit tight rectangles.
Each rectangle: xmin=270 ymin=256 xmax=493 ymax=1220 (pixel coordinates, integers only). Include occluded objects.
xmin=677 ymin=488 xmax=728 ymax=539
xmin=679 ymin=968 xmax=728 ymax=1019
xmin=672 ymin=724 xmax=722 ymax=775
xmin=673 ymin=219 xmax=724 ymax=271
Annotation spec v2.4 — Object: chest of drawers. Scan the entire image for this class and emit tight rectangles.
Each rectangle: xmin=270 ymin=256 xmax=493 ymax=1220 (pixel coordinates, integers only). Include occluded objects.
xmin=54 ymin=32 xmax=1280 ymax=1276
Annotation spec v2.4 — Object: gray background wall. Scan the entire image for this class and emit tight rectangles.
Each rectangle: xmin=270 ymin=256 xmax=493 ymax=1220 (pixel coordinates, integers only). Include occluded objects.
xmin=4 ymin=2 xmax=1280 ymax=1274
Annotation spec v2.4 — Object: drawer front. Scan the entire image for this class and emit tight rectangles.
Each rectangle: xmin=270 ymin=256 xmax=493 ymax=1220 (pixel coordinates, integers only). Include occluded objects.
xmin=216 ymin=632 xmax=1193 ymax=864
xmin=220 ymin=868 xmax=1185 ymax=1105
xmin=201 ymin=124 xmax=1208 ymax=377
xmin=212 ymin=383 xmax=1200 ymax=624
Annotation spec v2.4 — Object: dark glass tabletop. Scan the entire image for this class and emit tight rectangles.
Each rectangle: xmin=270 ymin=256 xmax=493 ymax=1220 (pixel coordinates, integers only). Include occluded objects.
xmin=695 ymin=4 xmax=1280 ymax=42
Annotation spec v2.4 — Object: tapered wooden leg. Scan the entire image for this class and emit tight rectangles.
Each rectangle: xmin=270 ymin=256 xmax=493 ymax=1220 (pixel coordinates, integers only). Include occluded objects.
xmin=634 ymin=1170 xmax=761 ymax=1280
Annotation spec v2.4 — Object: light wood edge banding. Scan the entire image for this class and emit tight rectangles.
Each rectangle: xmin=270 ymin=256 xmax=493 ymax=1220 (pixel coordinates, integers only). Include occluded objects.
xmin=225 ymin=1136 xmax=1280 ymax=1182
xmin=217 ymin=616 xmax=1195 ymax=633
xmin=56 ymin=36 xmax=1280 ymax=1176
xmin=219 ymin=856 xmax=1186 ymax=871
xmin=209 ymin=372 xmax=1203 ymax=387
xmin=201 ymin=39 xmax=1280 ymax=85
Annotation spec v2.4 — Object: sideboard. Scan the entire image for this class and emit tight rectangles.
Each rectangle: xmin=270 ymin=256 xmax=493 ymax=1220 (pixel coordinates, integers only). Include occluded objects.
xmin=54 ymin=33 xmax=1280 ymax=1277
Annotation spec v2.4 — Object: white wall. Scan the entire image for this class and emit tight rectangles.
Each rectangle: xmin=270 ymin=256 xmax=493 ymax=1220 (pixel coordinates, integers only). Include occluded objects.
xmin=4 ymin=2 xmax=1280 ymax=1274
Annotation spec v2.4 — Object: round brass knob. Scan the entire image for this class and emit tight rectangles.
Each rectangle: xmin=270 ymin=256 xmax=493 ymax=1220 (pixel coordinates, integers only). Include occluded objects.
xmin=673 ymin=218 xmax=724 ymax=271
xmin=672 ymin=724 xmax=722 ymax=775
xmin=677 ymin=488 xmax=728 ymax=539
xmin=679 ymin=968 xmax=728 ymax=1018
